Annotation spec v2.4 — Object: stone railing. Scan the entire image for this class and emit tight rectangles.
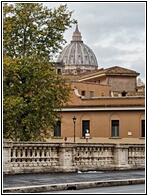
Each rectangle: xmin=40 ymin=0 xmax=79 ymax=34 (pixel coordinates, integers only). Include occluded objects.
xmin=128 ymin=144 xmax=145 ymax=168
xmin=11 ymin=143 xmax=59 ymax=167
xmin=75 ymin=144 xmax=114 ymax=170
xmin=3 ymin=142 xmax=60 ymax=174
xmin=3 ymin=141 xmax=145 ymax=174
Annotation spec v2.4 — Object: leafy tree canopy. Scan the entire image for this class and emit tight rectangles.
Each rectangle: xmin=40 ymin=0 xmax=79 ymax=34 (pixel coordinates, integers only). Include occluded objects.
xmin=3 ymin=3 xmax=76 ymax=60
xmin=3 ymin=3 xmax=76 ymax=141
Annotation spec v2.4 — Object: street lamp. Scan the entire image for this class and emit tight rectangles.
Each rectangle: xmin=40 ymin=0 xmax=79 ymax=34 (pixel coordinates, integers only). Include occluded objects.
xmin=73 ymin=116 xmax=77 ymax=143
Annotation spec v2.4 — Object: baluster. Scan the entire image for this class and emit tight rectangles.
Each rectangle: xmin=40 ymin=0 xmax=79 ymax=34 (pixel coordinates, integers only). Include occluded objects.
xmin=21 ymin=147 xmax=26 ymax=166
xmin=91 ymin=147 xmax=95 ymax=165
xmin=32 ymin=147 xmax=35 ymax=161
xmin=103 ymin=147 xmax=106 ymax=165
xmin=17 ymin=147 xmax=21 ymax=165
xmin=41 ymin=147 xmax=45 ymax=161
xmin=109 ymin=147 xmax=113 ymax=164
xmin=33 ymin=147 xmax=38 ymax=166
xmin=28 ymin=147 xmax=33 ymax=166
xmin=49 ymin=147 xmax=53 ymax=165
xmin=12 ymin=147 xmax=16 ymax=160
xmin=11 ymin=147 xmax=16 ymax=166
xmin=27 ymin=147 xmax=30 ymax=163
xmin=51 ymin=147 xmax=57 ymax=166
xmin=36 ymin=147 xmax=40 ymax=165
xmin=46 ymin=147 xmax=50 ymax=165
xmin=42 ymin=147 xmax=47 ymax=166
xmin=38 ymin=147 xmax=43 ymax=166
xmin=13 ymin=147 xmax=19 ymax=166
xmin=93 ymin=147 xmax=98 ymax=165
xmin=80 ymin=147 xmax=84 ymax=165
xmin=77 ymin=147 xmax=81 ymax=165
xmin=128 ymin=148 xmax=131 ymax=165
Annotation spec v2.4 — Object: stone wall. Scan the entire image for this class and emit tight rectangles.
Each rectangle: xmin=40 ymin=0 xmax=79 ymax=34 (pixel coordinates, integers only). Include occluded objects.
xmin=3 ymin=141 xmax=145 ymax=174
xmin=108 ymin=76 xmax=136 ymax=92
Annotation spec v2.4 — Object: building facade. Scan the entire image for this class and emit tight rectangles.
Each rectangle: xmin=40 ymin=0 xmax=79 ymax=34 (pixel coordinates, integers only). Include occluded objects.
xmin=49 ymin=25 xmax=145 ymax=144
xmin=77 ymin=66 xmax=140 ymax=96
xmin=49 ymin=95 xmax=145 ymax=144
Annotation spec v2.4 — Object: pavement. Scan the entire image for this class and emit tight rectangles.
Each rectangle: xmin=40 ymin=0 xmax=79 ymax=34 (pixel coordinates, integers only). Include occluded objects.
xmin=3 ymin=170 xmax=145 ymax=193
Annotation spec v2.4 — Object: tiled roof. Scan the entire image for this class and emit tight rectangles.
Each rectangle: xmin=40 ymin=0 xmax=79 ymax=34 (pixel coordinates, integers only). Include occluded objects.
xmin=105 ymin=66 xmax=139 ymax=75
xmin=78 ymin=66 xmax=139 ymax=81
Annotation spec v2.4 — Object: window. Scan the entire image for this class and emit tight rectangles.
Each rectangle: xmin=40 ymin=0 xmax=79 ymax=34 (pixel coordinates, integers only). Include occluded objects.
xmin=141 ymin=120 xmax=145 ymax=137
xmin=71 ymin=56 xmax=73 ymax=63
xmin=111 ymin=120 xmax=119 ymax=137
xmin=57 ymin=68 xmax=61 ymax=75
xmin=54 ymin=121 xmax=61 ymax=137
xmin=79 ymin=55 xmax=81 ymax=63
xmin=81 ymin=90 xmax=86 ymax=96
xmin=90 ymin=91 xmax=94 ymax=98
xmin=82 ymin=120 xmax=90 ymax=137
xmin=85 ymin=56 xmax=88 ymax=63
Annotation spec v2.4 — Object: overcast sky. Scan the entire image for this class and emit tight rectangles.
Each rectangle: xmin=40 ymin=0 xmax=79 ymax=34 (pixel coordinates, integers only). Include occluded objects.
xmin=44 ymin=2 xmax=145 ymax=82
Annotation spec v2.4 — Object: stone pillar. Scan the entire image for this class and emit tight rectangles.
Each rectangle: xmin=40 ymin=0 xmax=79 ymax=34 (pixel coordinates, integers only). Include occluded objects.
xmin=3 ymin=140 xmax=12 ymax=174
xmin=113 ymin=144 xmax=130 ymax=170
xmin=58 ymin=143 xmax=77 ymax=172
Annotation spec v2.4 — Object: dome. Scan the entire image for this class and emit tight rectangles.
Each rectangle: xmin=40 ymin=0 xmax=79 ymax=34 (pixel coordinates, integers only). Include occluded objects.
xmin=57 ymin=25 xmax=98 ymax=74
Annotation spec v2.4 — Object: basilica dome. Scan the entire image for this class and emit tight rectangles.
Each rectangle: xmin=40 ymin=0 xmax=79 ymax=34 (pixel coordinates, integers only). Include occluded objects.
xmin=57 ymin=25 xmax=98 ymax=74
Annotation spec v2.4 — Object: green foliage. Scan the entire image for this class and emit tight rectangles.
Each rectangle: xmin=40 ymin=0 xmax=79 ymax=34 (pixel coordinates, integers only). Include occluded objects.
xmin=3 ymin=3 xmax=76 ymax=141
xmin=3 ymin=56 xmax=71 ymax=141
xmin=3 ymin=3 xmax=77 ymax=61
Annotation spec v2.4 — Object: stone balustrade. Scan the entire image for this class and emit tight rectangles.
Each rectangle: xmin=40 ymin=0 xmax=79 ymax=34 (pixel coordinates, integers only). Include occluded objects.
xmin=75 ymin=144 xmax=114 ymax=170
xmin=128 ymin=145 xmax=145 ymax=167
xmin=10 ymin=143 xmax=59 ymax=167
xmin=3 ymin=141 xmax=145 ymax=174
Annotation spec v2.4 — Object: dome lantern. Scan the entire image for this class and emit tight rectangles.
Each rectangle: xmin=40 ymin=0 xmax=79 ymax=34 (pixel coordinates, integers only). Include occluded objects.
xmin=71 ymin=24 xmax=83 ymax=43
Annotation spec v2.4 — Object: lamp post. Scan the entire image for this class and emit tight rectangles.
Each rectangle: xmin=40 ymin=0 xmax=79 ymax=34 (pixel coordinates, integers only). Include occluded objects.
xmin=73 ymin=116 xmax=76 ymax=143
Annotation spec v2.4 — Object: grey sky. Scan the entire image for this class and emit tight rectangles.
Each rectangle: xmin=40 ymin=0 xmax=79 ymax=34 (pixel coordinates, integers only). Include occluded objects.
xmin=44 ymin=2 xmax=145 ymax=82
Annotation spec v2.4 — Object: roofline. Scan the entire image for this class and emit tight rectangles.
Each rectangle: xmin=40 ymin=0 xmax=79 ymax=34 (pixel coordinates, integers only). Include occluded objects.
xmin=78 ymin=65 xmax=140 ymax=81
xmin=78 ymin=73 xmax=139 ymax=82
xmin=59 ymin=106 xmax=145 ymax=112
xmin=78 ymin=73 xmax=106 ymax=81
xmin=81 ymin=96 xmax=145 ymax=100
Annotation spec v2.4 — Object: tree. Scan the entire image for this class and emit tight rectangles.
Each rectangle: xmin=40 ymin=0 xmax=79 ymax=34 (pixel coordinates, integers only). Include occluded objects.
xmin=3 ymin=3 xmax=76 ymax=60
xmin=3 ymin=3 xmax=76 ymax=141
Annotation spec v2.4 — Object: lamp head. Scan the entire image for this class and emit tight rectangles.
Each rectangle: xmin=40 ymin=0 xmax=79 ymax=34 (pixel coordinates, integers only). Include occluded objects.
xmin=73 ymin=116 xmax=76 ymax=123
